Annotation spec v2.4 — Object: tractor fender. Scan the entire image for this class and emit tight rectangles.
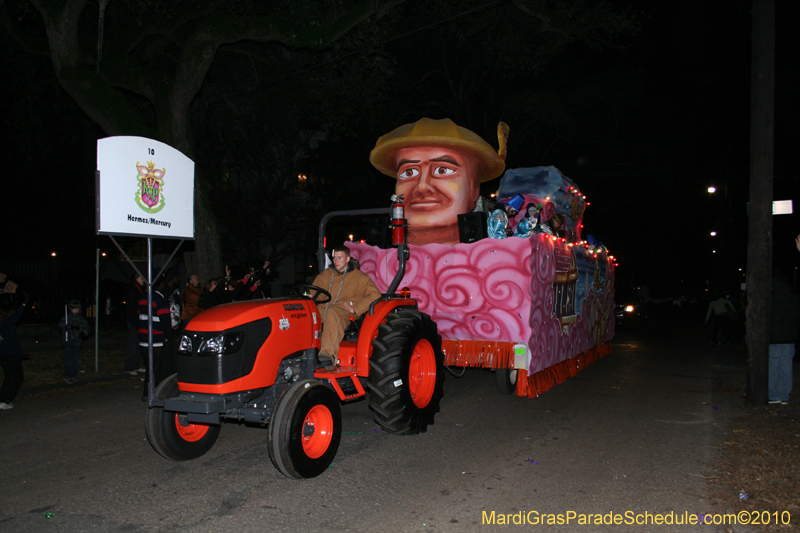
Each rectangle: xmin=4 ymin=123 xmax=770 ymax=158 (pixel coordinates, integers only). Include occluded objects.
xmin=354 ymin=298 xmax=417 ymax=376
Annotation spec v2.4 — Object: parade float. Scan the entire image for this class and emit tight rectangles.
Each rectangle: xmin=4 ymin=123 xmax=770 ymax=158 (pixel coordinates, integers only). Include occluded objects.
xmin=346 ymin=166 xmax=615 ymax=398
xmin=334 ymin=118 xmax=616 ymax=399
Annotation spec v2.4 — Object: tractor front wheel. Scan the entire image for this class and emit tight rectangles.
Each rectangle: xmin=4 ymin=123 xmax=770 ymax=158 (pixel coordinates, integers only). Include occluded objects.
xmin=368 ymin=309 xmax=444 ymax=435
xmin=268 ymin=380 xmax=342 ymax=479
xmin=145 ymin=374 xmax=220 ymax=461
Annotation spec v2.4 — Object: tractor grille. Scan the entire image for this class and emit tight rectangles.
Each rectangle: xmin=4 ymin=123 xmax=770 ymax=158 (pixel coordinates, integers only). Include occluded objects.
xmin=177 ymin=317 xmax=272 ymax=384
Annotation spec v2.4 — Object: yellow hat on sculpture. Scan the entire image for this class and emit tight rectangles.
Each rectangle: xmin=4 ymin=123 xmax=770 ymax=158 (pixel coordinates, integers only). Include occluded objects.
xmin=369 ymin=118 xmax=509 ymax=183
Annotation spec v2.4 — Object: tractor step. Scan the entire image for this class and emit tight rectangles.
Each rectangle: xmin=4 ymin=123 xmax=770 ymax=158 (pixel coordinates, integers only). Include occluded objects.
xmin=314 ymin=367 xmax=366 ymax=400
xmin=314 ymin=364 xmax=357 ymax=375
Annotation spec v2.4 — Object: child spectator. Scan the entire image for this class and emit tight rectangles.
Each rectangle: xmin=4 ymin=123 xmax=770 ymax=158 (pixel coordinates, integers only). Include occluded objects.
xmin=58 ymin=300 xmax=90 ymax=384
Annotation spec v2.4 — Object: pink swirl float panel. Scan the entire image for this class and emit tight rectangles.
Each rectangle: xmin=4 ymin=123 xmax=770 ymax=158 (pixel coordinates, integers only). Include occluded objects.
xmin=348 ymin=235 xmax=614 ymax=376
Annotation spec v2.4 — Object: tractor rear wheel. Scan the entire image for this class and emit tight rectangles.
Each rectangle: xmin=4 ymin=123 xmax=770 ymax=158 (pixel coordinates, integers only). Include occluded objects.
xmin=368 ymin=309 xmax=444 ymax=434
xmin=495 ymin=368 xmax=519 ymax=395
xmin=145 ymin=373 xmax=220 ymax=461
xmin=268 ymin=380 xmax=341 ymax=479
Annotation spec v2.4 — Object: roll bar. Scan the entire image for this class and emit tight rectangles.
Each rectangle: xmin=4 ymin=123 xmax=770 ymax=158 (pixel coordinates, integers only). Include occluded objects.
xmin=317 ymin=207 xmax=408 ymax=314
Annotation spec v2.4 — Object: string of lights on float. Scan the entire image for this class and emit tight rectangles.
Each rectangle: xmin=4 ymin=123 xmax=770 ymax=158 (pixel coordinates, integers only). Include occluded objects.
xmin=547 ymin=185 xmax=619 ymax=268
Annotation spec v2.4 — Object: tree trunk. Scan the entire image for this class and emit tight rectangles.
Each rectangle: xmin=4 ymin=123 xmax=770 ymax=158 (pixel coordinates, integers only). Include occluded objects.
xmin=192 ymin=171 xmax=224 ymax=284
xmin=745 ymin=0 xmax=774 ymax=407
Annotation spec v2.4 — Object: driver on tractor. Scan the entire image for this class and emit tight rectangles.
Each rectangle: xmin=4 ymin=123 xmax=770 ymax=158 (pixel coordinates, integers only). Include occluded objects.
xmin=312 ymin=245 xmax=381 ymax=369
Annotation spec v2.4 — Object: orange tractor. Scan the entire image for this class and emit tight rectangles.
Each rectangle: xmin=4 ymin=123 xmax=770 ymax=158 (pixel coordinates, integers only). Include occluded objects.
xmin=145 ymin=202 xmax=444 ymax=478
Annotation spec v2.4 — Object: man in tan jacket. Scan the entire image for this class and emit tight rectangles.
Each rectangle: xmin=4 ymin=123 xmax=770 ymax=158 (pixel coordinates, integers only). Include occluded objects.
xmin=312 ymin=246 xmax=381 ymax=369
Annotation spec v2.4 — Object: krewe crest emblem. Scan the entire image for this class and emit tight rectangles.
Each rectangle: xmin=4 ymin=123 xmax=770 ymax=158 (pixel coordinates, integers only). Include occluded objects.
xmin=135 ymin=160 xmax=166 ymax=213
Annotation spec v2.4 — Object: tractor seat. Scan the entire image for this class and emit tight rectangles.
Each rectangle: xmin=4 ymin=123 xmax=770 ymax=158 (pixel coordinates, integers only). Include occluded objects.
xmin=342 ymin=315 xmax=365 ymax=343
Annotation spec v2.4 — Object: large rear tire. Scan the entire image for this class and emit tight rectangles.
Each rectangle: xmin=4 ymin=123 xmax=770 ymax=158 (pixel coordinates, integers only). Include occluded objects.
xmin=368 ymin=309 xmax=444 ymax=434
xmin=268 ymin=380 xmax=342 ymax=479
xmin=145 ymin=373 xmax=220 ymax=461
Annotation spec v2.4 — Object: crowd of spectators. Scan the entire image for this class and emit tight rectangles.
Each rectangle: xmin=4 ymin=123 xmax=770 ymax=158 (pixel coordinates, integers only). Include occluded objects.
xmin=129 ymin=261 xmax=272 ymax=400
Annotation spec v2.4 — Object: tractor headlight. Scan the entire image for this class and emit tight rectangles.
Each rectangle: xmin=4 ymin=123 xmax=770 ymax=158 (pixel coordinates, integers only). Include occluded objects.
xmin=198 ymin=332 xmax=244 ymax=354
xmin=178 ymin=335 xmax=193 ymax=353
xmin=199 ymin=335 xmax=225 ymax=353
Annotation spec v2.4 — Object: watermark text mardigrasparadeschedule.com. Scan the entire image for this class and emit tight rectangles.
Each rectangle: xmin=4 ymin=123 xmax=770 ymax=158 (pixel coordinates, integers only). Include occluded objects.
xmin=482 ymin=510 xmax=793 ymax=527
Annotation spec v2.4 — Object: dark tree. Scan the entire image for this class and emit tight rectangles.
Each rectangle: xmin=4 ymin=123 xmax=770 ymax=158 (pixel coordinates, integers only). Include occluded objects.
xmin=0 ymin=0 xmax=407 ymax=279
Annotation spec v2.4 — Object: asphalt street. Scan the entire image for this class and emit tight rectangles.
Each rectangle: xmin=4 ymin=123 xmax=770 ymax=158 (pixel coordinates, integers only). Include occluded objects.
xmin=0 ymin=322 xmax=752 ymax=533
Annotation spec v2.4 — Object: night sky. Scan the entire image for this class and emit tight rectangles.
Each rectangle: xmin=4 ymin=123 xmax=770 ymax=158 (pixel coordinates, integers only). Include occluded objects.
xmin=1 ymin=0 xmax=797 ymax=301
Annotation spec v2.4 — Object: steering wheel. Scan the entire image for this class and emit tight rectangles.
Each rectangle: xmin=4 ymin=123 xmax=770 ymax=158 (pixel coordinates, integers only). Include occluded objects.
xmin=291 ymin=284 xmax=332 ymax=304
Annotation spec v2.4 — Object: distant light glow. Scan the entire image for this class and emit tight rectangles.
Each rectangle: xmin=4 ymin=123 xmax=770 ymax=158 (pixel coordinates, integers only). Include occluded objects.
xmin=50 ymin=252 xmax=57 ymax=257
xmin=710 ymin=231 xmax=717 ymax=236
xmin=708 ymin=186 xmax=716 ymax=193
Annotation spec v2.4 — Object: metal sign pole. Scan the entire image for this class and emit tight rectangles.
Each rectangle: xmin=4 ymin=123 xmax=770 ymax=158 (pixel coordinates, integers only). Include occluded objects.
xmin=147 ymin=237 xmax=155 ymax=407
xmin=95 ymin=248 xmax=100 ymax=372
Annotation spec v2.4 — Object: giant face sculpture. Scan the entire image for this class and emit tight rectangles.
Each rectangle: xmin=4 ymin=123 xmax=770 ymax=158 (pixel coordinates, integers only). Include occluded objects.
xmin=370 ymin=118 xmax=507 ymax=246
xmin=393 ymin=145 xmax=482 ymax=245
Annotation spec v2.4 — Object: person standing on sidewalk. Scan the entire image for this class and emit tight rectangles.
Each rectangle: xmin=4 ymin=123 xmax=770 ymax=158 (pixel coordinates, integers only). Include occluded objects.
xmin=704 ymin=292 xmax=735 ymax=346
xmin=138 ymin=277 xmax=171 ymax=401
xmin=57 ymin=300 xmax=90 ymax=384
xmin=123 ymin=273 xmax=146 ymax=375
xmin=180 ymin=274 xmax=204 ymax=328
xmin=768 ymin=269 xmax=800 ymax=405
xmin=0 ymin=272 xmax=19 ymax=306
xmin=0 ymin=296 xmax=27 ymax=409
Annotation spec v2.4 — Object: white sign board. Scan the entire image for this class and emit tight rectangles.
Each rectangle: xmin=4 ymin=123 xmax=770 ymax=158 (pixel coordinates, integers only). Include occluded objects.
xmin=773 ymin=200 xmax=793 ymax=215
xmin=97 ymin=136 xmax=194 ymax=239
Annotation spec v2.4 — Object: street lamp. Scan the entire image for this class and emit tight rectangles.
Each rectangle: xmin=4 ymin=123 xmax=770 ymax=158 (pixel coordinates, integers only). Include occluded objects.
xmin=710 ymin=231 xmax=717 ymax=236
xmin=707 ymin=186 xmax=716 ymax=193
